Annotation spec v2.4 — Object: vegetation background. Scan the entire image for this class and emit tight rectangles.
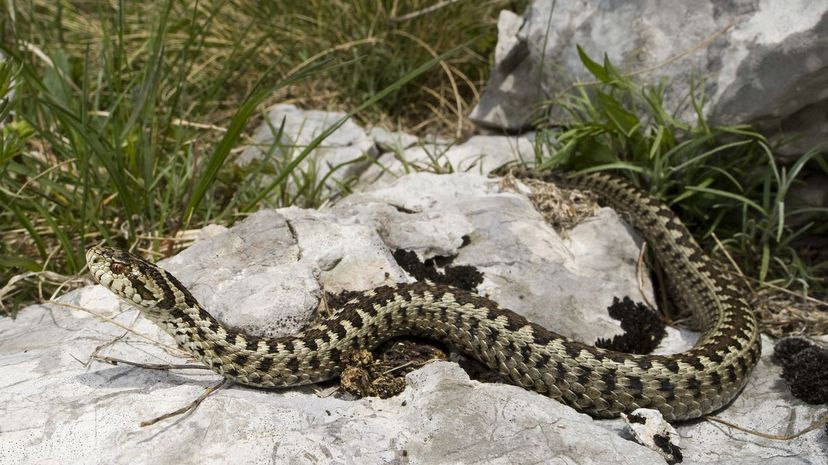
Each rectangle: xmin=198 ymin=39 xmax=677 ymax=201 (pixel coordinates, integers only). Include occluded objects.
xmin=0 ymin=0 xmax=825 ymax=334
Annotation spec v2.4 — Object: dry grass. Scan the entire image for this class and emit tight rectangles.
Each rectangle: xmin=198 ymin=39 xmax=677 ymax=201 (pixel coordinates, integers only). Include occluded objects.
xmin=1 ymin=0 xmax=522 ymax=313
xmin=753 ymin=287 xmax=828 ymax=338
xmin=13 ymin=0 xmax=513 ymax=136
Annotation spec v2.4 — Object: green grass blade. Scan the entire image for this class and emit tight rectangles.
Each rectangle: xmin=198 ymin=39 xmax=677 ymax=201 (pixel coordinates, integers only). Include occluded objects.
xmin=31 ymin=101 xmax=138 ymax=216
xmin=760 ymin=242 xmax=770 ymax=283
xmin=573 ymin=162 xmax=646 ymax=176
xmin=1 ymin=198 xmax=48 ymax=259
xmin=576 ymin=45 xmax=610 ymax=83
xmin=684 ymin=185 xmax=767 ymax=216
xmin=182 ymin=87 xmax=272 ymax=224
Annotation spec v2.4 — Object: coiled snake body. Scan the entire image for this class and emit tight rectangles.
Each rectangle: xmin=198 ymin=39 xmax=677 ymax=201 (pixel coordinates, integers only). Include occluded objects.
xmin=86 ymin=173 xmax=761 ymax=421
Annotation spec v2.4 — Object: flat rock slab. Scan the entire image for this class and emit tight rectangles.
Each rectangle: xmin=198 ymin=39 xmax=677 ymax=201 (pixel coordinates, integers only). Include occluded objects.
xmin=0 ymin=172 xmax=825 ymax=464
xmin=356 ymin=134 xmax=538 ymax=191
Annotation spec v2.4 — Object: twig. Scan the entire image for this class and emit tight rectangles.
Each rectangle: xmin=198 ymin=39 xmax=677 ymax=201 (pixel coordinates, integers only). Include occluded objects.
xmin=710 ymin=233 xmax=828 ymax=309
xmin=318 ymin=292 xmax=332 ymax=319
xmin=38 ymin=245 xmax=63 ymax=302
xmin=140 ymin=380 xmax=229 ymax=427
xmin=49 ymin=267 xmax=89 ymax=302
xmin=636 ymin=241 xmax=657 ymax=312
xmin=91 ymin=354 xmax=211 ymax=372
xmin=616 ymin=22 xmax=735 ymax=79
xmin=284 ymin=37 xmax=380 ymax=78
xmin=87 ymin=112 xmax=228 ymax=133
xmin=393 ymin=29 xmax=464 ymax=139
xmin=709 ymin=233 xmax=752 ymax=295
xmin=388 ymin=0 xmax=464 ymax=23
xmin=635 ymin=241 xmax=681 ymax=326
xmin=705 ymin=414 xmax=828 ymax=441
xmin=312 ymin=385 xmax=341 ymax=398
xmin=741 ymin=274 xmax=828 ymax=308
xmin=171 ymin=118 xmax=227 ymax=132
xmin=85 ymin=334 xmax=129 ymax=366
xmin=50 ymin=301 xmax=183 ymax=354
xmin=381 ymin=360 xmax=416 ymax=376
xmin=11 ymin=158 xmax=77 ymax=200
xmin=0 ymin=271 xmax=79 ymax=309
xmin=21 ymin=40 xmax=81 ymax=93
xmin=136 ymin=229 xmax=205 ymax=242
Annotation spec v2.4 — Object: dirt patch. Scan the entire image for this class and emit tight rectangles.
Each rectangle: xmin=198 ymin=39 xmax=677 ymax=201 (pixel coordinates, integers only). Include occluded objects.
xmin=340 ymin=340 xmax=448 ymax=398
xmin=499 ymin=172 xmax=599 ymax=232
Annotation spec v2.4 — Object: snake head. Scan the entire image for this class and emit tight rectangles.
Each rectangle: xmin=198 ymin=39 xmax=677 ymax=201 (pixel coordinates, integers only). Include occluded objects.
xmin=86 ymin=246 xmax=168 ymax=311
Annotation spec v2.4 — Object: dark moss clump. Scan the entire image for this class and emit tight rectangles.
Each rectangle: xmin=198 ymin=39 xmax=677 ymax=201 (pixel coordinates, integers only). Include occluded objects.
xmin=392 ymin=249 xmax=483 ymax=292
xmin=595 ymin=297 xmax=667 ymax=354
xmin=774 ymin=337 xmax=828 ymax=405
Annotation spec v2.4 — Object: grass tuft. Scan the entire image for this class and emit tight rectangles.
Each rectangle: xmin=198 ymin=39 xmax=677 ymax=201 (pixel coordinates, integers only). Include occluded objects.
xmin=0 ymin=0 xmax=517 ymax=314
xmin=532 ymin=49 xmax=828 ymax=298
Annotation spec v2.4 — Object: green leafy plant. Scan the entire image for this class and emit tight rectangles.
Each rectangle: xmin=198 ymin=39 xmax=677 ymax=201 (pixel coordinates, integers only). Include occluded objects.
xmin=534 ymin=46 xmax=827 ymax=295
xmin=0 ymin=0 xmax=488 ymax=314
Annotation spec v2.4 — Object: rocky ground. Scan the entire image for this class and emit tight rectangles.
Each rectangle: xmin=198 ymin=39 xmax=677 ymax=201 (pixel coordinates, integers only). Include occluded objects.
xmin=1 ymin=166 xmax=825 ymax=464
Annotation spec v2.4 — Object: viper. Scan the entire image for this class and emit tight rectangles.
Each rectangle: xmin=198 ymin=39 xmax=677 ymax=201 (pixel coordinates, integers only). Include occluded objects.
xmin=86 ymin=172 xmax=761 ymax=421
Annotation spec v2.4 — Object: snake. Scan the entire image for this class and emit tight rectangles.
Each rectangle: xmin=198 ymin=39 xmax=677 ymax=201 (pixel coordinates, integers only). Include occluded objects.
xmin=85 ymin=172 xmax=761 ymax=421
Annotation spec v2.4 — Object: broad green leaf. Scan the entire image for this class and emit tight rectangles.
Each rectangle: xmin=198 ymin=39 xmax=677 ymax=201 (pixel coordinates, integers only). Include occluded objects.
xmin=576 ymin=45 xmax=611 ymax=83
xmin=596 ymin=90 xmax=639 ymax=135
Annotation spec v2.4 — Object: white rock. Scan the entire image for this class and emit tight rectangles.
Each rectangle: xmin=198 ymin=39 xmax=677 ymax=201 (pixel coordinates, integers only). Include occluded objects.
xmin=236 ymin=103 xmax=378 ymax=194
xmin=196 ymin=223 xmax=228 ymax=240
xmin=472 ymin=1 xmax=828 ymax=156
xmin=468 ymin=9 xmax=541 ymax=131
xmin=356 ymin=134 xmax=537 ymax=191
xmin=677 ymin=335 xmax=827 ymax=464
xmin=368 ymin=126 xmax=418 ymax=152
xmin=342 ymin=173 xmax=655 ymax=344
xmin=623 ymin=408 xmax=682 ymax=463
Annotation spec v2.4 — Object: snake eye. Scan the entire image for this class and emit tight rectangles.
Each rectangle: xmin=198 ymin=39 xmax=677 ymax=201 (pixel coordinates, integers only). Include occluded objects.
xmin=111 ymin=262 xmax=126 ymax=275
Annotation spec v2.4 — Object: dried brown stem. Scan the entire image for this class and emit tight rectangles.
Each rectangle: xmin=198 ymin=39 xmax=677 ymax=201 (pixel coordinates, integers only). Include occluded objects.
xmin=705 ymin=415 xmax=828 ymax=441
xmin=53 ymin=301 xmax=183 ymax=353
xmin=92 ymin=354 xmax=211 ymax=372
xmin=388 ymin=0 xmax=464 ymax=23
xmin=140 ymin=380 xmax=229 ymax=427
xmin=636 ymin=241 xmax=658 ymax=313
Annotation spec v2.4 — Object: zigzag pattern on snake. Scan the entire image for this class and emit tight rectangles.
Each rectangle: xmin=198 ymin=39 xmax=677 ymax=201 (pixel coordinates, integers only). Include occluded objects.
xmin=86 ymin=172 xmax=761 ymax=421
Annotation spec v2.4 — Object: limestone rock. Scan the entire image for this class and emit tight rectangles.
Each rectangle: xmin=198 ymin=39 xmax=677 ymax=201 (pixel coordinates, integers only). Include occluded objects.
xmin=356 ymin=134 xmax=537 ymax=191
xmin=468 ymin=10 xmax=538 ymax=131
xmin=236 ymin=104 xmax=377 ymax=193
xmin=471 ymin=0 xmax=828 ymax=156
xmin=623 ymin=409 xmax=682 ymax=464
xmin=368 ymin=126 xmax=418 ymax=153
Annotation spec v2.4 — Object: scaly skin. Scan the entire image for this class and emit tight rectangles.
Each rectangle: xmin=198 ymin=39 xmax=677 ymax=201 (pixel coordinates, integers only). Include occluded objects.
xmin=86 ymin=172 xmax=761 ymax=421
